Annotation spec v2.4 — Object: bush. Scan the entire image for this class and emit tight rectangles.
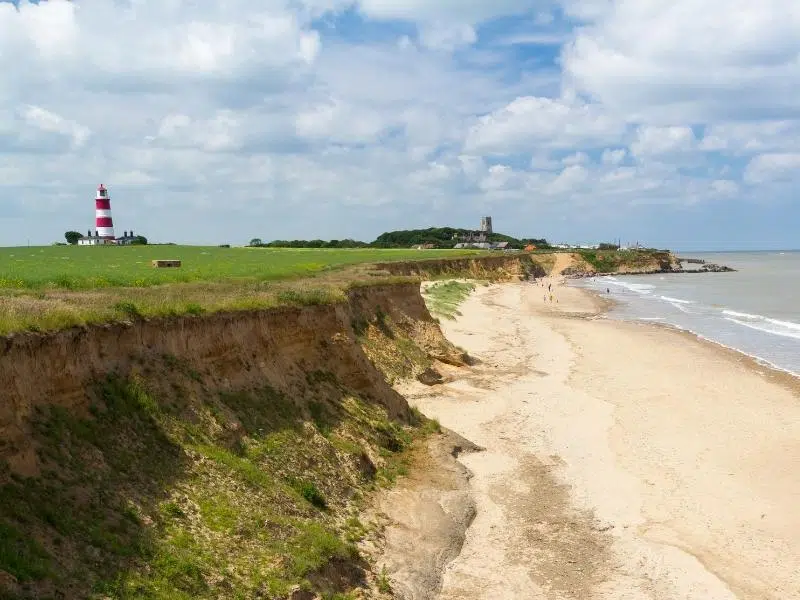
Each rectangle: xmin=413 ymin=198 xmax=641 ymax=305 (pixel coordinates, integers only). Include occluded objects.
xmin=112 ymin=301 xmax=142 ymax=320
xmin=297 ymin=481 xmax=327 ymax=510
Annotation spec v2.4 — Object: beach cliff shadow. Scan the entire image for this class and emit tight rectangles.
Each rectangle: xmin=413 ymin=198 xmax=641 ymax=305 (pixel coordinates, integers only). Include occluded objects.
xmin=0 ymin=363 xmax=391 ymax=599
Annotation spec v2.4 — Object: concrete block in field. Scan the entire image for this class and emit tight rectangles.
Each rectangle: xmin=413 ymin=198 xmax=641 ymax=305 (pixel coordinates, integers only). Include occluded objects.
xmin=152 ymin=260 xmax=182 ymax=268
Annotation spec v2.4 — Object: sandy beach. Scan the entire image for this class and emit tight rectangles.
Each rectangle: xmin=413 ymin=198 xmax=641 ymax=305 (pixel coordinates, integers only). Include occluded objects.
xmin=381 ymin=275 xmax=800 ymax=600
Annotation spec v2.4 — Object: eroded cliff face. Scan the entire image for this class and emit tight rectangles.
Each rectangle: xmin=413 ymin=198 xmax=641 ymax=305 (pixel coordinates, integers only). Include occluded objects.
xmin=0 ymin=281 xmax=470 ymax=599
xmin=556 ymin=251 xmax=682 ymax=277
xmin=373 ymin=254 xmax=545 ymax=281
xmin=0 ymin=284 xmax=445 ymax=477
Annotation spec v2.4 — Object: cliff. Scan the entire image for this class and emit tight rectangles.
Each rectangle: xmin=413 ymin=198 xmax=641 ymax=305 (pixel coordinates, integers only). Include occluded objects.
xmin=372 ymin=254 xmax=546 ymax=280
xmin=0 ymin=280 xmax=469 ymax=599
xmin=557 ymin=250 xmax=682 ymax=277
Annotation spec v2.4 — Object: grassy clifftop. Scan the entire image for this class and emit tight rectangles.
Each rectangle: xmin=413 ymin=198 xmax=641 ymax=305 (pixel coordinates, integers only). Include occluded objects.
xmin=0 ymin=251 xmax=533 ymax=336
xmin=564 ymin=249 xmax=678 ymax=276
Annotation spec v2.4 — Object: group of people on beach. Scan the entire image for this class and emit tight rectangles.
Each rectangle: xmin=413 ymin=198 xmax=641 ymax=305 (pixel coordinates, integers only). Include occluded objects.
xmin=533 ymin=277 xmax=557 ymax=303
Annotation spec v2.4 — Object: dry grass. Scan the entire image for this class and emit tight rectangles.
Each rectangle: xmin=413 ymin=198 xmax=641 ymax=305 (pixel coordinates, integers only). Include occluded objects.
xmin=422 ymin=281 xmax=477 ymax=320
xmin=0 ymin=270 xmax=416 ymax=336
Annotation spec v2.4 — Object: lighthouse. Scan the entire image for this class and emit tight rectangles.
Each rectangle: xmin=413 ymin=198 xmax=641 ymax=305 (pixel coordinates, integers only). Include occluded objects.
xmin=95 ymin=184 xmax=115 ymax=240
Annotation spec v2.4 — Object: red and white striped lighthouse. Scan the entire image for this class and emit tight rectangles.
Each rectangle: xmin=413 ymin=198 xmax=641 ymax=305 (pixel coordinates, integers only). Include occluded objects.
xmin=95 ymin=184 xmax=115 ymax=240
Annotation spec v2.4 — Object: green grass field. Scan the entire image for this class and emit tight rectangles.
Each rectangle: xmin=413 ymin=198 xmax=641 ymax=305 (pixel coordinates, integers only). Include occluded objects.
xmin=0 ymin=245 xmax=489 ymax=335
xmin=0 ymin=245 xmax=482 ymax=290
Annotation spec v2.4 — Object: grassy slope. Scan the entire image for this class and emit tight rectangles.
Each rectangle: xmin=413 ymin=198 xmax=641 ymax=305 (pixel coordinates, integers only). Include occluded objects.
xmin=0 ymin=310 xmax=440 ymax=599
xmin=422 ymin=281 xmax=478 ymax=321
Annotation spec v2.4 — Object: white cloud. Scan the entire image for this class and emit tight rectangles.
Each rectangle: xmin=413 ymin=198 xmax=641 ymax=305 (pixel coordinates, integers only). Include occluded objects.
xmin=530 ymin=154 xmax=562 ymax=171
xmin=465 ymin=96 xmax=622 ymax=154
xmin=408 ymin=162 xmax=453 ymax=186
xmin=418 ymin=23 xmax=477 ymax=51
xmin=0 ymin=0 xmax=79 ymax=59
xmin=743 ymin=153 xmax=800 ymax=184
xmin=20 ymin=105 xmax=91 ymax=149
xmin=295 ymin=99 xmax=390 ymax=144
xmin=545 ymin=164 xmax=589 ymax=195
xmin=562 ymin=0 xmax=800 ymax=122
xmin=1 ymin=1 xmax=320 ymax=92
xmin=700 ymin=121 xmax=800 ymax=154
xmin=479 ymin=164 xmax=517 ymax=191
xmin=562 ymin=152 xmax=590 ymax=165
xmin=630 ymin=126 xmax=696 ymax=157
xmin=148 ymin=112 xmax=242 ymax=152
xmin=601 ymin=148 xmax=626 ymax=165
xmin=711 ymin=180 xmax=739 ymax=195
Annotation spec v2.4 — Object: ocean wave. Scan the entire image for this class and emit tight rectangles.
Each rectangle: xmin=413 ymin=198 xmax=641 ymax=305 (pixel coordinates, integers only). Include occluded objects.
xmin=724 ymin=317 xmax=800 ymax=340
xmin=605 ymin=280 xmax=655 ymax=295
xmin=722 ymin=309 xmax=761 ymax=319
xmin=660 ymin=296 xmax=694 ymax=304
xmin=722 ymin=310 xmax=800 ymax=331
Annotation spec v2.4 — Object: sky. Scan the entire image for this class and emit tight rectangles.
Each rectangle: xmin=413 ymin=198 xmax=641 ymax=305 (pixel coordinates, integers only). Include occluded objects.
xmin=0 ymin=0 xmax=798 ymax=251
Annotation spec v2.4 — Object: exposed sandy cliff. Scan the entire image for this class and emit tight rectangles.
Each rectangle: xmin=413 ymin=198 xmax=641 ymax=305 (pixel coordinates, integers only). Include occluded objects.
xmin=373 ymin=254 xmax=545 ymax=280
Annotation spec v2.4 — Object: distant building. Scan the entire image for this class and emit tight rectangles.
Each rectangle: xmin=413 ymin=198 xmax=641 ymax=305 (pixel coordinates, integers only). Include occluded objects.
xmin=78 ymin=229 xmax=115 ymax=246
xmin=116 ymin=231 xmax=140 ymax=246
xmin=454 ymin=216 xmax=492 ymax=246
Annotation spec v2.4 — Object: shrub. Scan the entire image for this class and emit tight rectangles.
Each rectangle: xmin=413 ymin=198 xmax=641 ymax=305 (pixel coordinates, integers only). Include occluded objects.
xmin=112 ymin=301 xmax=142 ymax=320
xmin=297 ymin=481 xmax=327 ymax=510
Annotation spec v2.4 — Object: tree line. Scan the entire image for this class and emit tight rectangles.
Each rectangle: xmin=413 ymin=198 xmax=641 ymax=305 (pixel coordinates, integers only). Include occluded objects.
xmin=249 ymin=228 xmax=551 ymax=250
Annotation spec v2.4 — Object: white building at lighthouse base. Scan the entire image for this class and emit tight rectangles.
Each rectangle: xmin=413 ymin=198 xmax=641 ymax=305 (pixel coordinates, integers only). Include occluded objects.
xmin=78 ymin=235 xmax=116 ymax=246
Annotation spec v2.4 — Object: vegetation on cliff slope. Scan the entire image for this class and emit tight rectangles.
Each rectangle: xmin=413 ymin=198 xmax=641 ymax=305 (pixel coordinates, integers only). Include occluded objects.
xmin=0 ymin=301 xmax=445 ymax=599
xmin=577 ymin=249 xmax=673 ymax=273
xmin=422 ymin=281 xmax=478 ymax=320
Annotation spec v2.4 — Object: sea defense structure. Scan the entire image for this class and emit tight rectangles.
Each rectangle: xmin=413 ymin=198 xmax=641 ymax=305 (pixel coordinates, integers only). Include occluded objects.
xmin=95 ymin=184 xmax=115 ymax=240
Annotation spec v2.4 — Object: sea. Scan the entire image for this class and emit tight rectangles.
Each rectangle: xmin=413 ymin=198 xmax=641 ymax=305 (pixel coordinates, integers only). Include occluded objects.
xmin=572 ymin=251 xmax=800 ymax=377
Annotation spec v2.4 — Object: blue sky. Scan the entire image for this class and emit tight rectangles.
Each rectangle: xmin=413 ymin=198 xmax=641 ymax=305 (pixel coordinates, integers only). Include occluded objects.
xmin=0 ymin=0 xmax=798 ymax=250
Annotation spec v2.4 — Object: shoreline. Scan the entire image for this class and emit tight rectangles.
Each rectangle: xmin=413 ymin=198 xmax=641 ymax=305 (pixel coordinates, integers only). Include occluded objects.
xmin=568 ymin=279 xmax=800 ymax=386
xmin=378 ymin=277 xmax=800 ymax=599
